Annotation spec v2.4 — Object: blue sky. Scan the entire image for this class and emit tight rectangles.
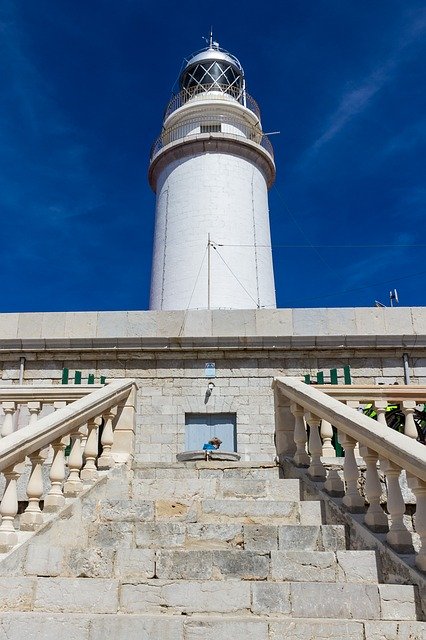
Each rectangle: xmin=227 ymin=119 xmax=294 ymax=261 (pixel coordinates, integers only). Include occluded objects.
xmin=0 ymin=0 xmax=425 ymax=311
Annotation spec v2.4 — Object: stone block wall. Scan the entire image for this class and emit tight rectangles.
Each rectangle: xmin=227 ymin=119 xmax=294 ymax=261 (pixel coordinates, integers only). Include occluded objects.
xmin=0 ymin=309 xmax=425 ymax=461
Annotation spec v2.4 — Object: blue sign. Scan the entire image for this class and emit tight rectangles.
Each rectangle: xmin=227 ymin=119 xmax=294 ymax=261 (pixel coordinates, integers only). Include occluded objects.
xmin=205 ymin=362 xmax=216 ymax=378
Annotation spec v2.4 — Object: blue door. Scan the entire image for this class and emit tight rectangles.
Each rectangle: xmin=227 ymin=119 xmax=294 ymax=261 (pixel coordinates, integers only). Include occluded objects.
xmin=185 ymin=413 xmax=237 ymax=452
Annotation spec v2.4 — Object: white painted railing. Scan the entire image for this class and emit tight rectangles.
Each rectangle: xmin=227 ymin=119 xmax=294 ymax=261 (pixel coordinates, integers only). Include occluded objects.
xmin=0 ymin=379 xmax=137 ymax=551
xmin=273 ymin=377 xmax=426 ymax=572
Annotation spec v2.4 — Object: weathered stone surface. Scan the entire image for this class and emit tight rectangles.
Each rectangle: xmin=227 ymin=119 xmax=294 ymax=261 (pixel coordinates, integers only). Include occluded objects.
xmin=156 ymin=550 xmax=213 ymax=579
xmin=132 ymin=478 xmax=217 ymax=500
xmin=271 ymin=551 xmax=336 ymax=582
xmin=290 ymin=583 xmax=381 ymax=619
xmin=336 ymin=550 xmax=379 ymax=583
xmin=0 ymin=613 xmax=90 ymax=640
xmin=201 ymin=499 xmax=299 ymax=523
xmin=0 ymin=578 xmax=35 ymax=611
xmin=184 ymin=618 xmax=268 ymax=639
xmin=186 ymin=523 xmax=243 ymax=547
xmin=25 ymin=545 xmax=64 ymax=577
xmin=251 ymin=582 xmax=291 ymax=615
xmin=135 ymin=522 xmax=186 ymax=547
xmin=67 ymin=548 xmax=114 ymax=578
xmin=213 ymin=550 xmax=269 ymax=579
xmin=98 ymin=499 xmax=153 ymax=522
xmin=120 ymin=580 xmax=251 ymax=614
xmin=114 ymin=548 xmax=155 ymax=579
xmin=269 ymin=619 xmax=364 ymax=639
xmin=90 ymin=615 xmax=183 ymax=639
xmin=299 ymin=501 xmax=323 ymax=525
xmin=155 ymin=499 xmax=198 ymax=522
xmin=219 ymin=478 xmax=299 ymax=501
xmin=364 ymin=621 xmax=426 ymax=640
xmin=278 ymin=525 xmax=320 ymax=551
xmin=34 ymin=578 xmax=119 ymax=613
xmin=244 ymin=525 xmax=278 ymax=551
xmin=320 ymin=524 xmax=347 ymax=551
xmin=379 ymin=584 xmax=418 ymax=621
xmin=88 ymin=522 xmax=134 ymax=548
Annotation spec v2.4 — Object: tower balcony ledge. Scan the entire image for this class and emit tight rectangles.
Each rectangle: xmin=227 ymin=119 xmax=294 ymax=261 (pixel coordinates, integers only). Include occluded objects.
xmin=148 ymin=132 xmax=276 ymax=192
xmin=164 ymin=95 xmax=261 ymax=131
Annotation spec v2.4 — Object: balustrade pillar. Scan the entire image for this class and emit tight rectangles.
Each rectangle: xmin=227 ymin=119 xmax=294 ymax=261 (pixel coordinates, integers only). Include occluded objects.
xmin=44 ymin=436 xmax=68 ymax=512
xmin=1 ymin=402 xmax=16 ymax=438
xmin=63 ymin=428 xmax=84 ymax=497
xmin=382 ymin=459 xmax=413 ymax=553
xmin=20 ymin=449 xmax=46 ymax=530
xmin=340 ymin=433 xmax=364 ymax=512
xmin=320 ymin=419 xmax=335 ymax=457
xmin=27 ymin=401 xmax=41 ymax=426
xmin=306 ymin=412 xmax=326 ymax=481
xmin=402 ymin=401 xmax=418 ymax=439
xmin=81 ymin=418 xmax=100 ymax=482
xmin=374 ymin=400 xmax=388 ymax=426
xmin=407 ymin=475 xmax=426 ymax=572
xmin=0 ymin=463 xmax=23 ymax=551
xmin=346 ymin=401 xmax=360 ymax=456
xmin=98 ymin=409 xmax=116 ymax=470
xmin=360 ymin=445 xmax=388 ymax=532
xmin=274 ymin=390 xmax=296 ymax=459
xmin=290 ymin=403 xmax=309 ymax=467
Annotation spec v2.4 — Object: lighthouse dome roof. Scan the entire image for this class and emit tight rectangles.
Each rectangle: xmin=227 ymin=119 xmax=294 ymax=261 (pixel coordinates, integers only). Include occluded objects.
xmin=179 ymin=43 xmax=244 ymax=95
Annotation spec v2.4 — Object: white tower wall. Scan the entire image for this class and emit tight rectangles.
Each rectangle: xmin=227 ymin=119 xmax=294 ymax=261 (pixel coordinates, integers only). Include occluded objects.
xmin=150 ymin=152 xmax=275 ymax=310
xmin=149 ymin=43 xmax=277 ymax=310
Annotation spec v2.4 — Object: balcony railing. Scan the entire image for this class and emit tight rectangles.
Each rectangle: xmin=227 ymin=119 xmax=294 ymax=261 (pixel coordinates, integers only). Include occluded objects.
xmin=164 ymin=85 xmax=261 ymax=120
xmin=150 ymin=113 xmax=274 ymax=161
xmin=273 ymin=377 xmax=426 ymax=572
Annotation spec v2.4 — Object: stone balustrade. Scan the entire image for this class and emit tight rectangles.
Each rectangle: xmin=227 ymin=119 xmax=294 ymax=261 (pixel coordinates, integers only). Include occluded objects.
xmin=310 ymin=385 xmax=426 ymax=456
xmin=273 ymin=376 xmax=426 ymax=572
xmin=0 ymin=386 xmax=105 ymax=438
xmin=0 ymin=379 xmax=137 ymax=552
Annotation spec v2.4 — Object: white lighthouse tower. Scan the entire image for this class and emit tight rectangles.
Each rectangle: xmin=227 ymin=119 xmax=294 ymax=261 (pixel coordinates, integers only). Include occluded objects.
xmin=149 ymin=38 xmax=276 ymax=310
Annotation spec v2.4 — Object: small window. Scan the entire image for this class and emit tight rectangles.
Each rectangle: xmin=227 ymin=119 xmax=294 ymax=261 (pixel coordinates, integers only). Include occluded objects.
xmin=200 ymin=123 xmax=221 ymax=134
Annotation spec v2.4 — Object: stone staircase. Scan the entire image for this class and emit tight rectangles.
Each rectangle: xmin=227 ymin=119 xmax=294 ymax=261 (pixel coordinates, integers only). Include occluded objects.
xmin=0 ymin=461 xmax=424 ymax=639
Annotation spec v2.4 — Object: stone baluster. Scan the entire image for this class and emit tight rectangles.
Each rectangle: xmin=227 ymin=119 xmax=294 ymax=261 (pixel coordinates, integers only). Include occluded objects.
xmin=406 ymin=475 xmax=426 ymax=572
xmin=20 ymin=449 xmax=46 ymax=531
xmin=81 ymin=418 xmax=100 ymax=482
xmin=402 ymin=401 xmax=418 ymax=439
xmin=27 ymin=401 xmax=41 ymax=426
xmin=1 ymin=402 xmax=16 ymax=438
xmin=44 ymin=436 xmax=68 ymax=512
xmin=98 ymin=408 xmax=117 ymax=470
xmin=305 ymin=412 xmax=326 ymax=481
xmin=374 ymin=400 xmax=388 ymax=426
xmin=339 ymin=433 xmax=364 ymax=512
xmin=320 ymin=419 xmax=335 ymax=457
xmin=63 ymin=428 xmax=85 ymax=497
xmin=0 ymin=463 xmax=23 ymax=551
xmin=290 ymin=403 xmax=309 ymax=467
xmin=359 ymin=445 xmax=388 ymax=532
xmin=382 ymin=459 xmax=413 ymax=552
xmin=323 ymin=427 xmax=345 ymax=496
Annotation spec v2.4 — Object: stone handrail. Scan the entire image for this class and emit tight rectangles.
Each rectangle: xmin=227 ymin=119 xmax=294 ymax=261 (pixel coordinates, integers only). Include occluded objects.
xmin=273 ymin=376 xmax=426 ymax=572
xmin=0 ymin=379 xmax=137 ymax=552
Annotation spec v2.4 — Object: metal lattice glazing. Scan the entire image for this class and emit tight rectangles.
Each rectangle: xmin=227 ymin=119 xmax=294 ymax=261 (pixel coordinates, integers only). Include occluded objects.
xmin=181 ymin=59 xmax=243 ymax=97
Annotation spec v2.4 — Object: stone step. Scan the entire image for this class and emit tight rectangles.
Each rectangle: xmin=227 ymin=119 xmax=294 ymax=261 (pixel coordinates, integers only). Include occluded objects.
xmin=131 ymin=477 xmax=300 ymax=501
xmin=1 ymin=613 xmax=425 ymax=640
xmin=1 ymin=577 xmax=417 ymax=620
xmin=134 ymin=522 xmax=346 ymax=550
xmin=23 ymin=544 xmax=365 ymax=581
xmin=90 ymin=497 xmax=323 ymax=526
xmin=132 ymin=461 xmax=280 ymax=481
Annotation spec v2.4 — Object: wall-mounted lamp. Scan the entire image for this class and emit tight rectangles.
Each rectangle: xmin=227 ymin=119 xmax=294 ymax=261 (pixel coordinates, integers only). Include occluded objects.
xmin=205 ymin=381 xmax=215 ymax=404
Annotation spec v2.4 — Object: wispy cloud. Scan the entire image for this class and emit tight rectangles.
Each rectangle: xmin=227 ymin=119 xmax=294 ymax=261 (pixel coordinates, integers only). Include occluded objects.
xmin=299 ymin=10 xmax=426 ymax=164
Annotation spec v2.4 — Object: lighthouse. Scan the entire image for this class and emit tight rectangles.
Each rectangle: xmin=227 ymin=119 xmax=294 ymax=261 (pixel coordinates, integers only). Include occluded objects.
xmin=149 ymin=38 xmax=276 ymax=310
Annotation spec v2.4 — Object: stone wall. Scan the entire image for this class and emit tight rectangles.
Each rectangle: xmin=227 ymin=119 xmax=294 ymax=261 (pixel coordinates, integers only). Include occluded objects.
xmin=0 ymin=309 xmax=425 ymax=462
